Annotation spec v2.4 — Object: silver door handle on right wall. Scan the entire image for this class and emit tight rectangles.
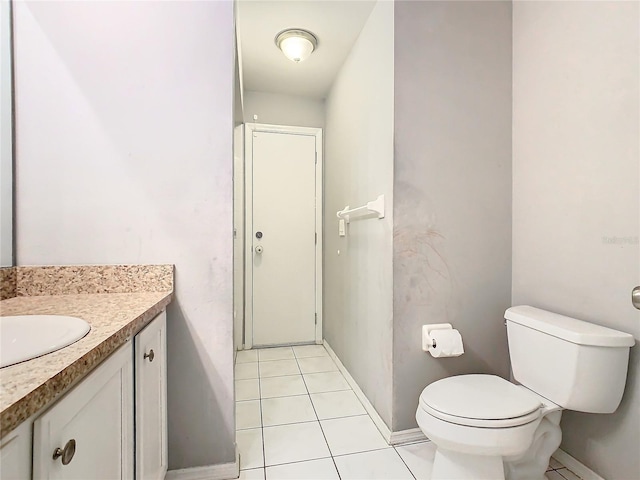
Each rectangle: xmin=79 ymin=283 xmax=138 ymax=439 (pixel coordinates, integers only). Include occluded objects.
xmin=633 ymin=286 xmax=640 ymax=310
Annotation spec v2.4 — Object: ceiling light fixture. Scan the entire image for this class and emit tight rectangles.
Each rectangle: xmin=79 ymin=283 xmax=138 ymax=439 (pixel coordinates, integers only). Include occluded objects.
xmin=275 ymin=29 xmax=318 ymax=63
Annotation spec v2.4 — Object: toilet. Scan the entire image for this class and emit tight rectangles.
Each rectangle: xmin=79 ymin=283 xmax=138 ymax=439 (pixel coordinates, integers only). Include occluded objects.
xmin=416 ymin=305 xmax=635 ymax=480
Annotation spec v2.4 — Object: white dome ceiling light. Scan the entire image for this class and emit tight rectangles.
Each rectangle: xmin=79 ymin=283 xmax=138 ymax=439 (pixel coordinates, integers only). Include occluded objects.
xmin=275 ymin=29 xmax=318 ymax=63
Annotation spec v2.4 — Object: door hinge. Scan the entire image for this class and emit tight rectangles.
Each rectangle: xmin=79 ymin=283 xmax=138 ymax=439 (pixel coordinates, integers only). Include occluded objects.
xmin=315 ymin=313 xmax=318 ymax=325
xmin=315 ymin=232 xmax=317 ymax=244
xmin=315 ymin=152 xmax=317 ymax=164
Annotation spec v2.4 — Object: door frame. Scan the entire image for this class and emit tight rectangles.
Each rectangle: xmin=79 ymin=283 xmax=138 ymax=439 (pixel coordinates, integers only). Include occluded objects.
xmin=243 ymin=122 xmax=323 ymax=349
xmin=233 ymin=124 xmax=245 ymax=351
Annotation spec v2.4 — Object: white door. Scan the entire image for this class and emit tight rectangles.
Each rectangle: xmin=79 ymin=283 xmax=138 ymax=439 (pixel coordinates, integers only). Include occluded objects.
xmin=248 ymin=127 xmax=320 ymax=346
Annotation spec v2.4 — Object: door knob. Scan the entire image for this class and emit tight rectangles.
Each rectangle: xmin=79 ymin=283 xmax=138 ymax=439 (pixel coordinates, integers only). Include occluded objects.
xmin=53 ymin=439 xmax=76 ymax=465
xmin=144 ymin=349 xmax=155 ymax=362
xmin=255 ymin=245 xmax=264 ymax=254
xmin=633 ymin=286 xmax=640 ymax=310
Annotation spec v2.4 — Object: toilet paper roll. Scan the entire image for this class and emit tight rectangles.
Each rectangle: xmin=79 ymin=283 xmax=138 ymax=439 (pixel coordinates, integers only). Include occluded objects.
xmin=429 ymin=329 xmax=464 ymax=358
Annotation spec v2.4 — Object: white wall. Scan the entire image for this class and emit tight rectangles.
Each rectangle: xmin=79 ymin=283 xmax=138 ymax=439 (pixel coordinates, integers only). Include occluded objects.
xmin=513 ymin=2 xmax=639 ymax=478
xmin=243 ymin=90 xmax=324 ymax=128
xmin=0 ymin=0 xmax=12 ymax=267
xmin=13 ymin=1 xmax=235 ymax=470
xmin=392 ymin=0 xmax=513 ymax=431
xmin=323 ymin=0 xmax=394 ymax=426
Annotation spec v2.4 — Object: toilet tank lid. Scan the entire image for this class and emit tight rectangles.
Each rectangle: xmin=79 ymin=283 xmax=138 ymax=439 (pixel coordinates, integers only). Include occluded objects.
xmin=505 ymin=306 xmax=635 ymax=348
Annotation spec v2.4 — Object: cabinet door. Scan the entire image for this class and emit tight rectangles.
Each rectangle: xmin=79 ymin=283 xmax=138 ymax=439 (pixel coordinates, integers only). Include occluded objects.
xmin=135 ymin=311 xmax=167 ymax=480
xmin=0 ymin=419 xmax=32 ymax=479
xmin=33 ymin=343 xmax=134 ymax=480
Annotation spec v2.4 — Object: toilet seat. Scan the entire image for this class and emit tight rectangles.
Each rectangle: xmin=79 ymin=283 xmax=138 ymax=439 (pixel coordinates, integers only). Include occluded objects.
xmin=419 ymin=374 xmax=543 ymax=428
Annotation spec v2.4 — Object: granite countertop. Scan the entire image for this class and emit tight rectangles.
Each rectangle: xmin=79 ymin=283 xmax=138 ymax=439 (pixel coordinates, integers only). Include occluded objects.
xmin=0 ymin=265 xmax=173 ymax=438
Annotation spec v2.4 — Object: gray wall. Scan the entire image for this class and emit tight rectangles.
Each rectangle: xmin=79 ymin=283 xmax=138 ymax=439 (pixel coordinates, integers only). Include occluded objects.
xmin=13 ymin=1 xmax=235 ymax=470
xmin=513 ymin=2 xmax=639 ymax=478
xmin=392 ymin=0 xmax=513 ymax=431
xmin=243 ymin=90 xmax=324 ymax=128
xmin=323 ymin=0 xmax=394 ymax=426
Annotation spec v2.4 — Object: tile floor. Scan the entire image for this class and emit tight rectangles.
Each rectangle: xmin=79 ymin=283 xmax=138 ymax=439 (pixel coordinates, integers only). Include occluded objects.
xmin=234 ymin=344 xmax=581 ymax=480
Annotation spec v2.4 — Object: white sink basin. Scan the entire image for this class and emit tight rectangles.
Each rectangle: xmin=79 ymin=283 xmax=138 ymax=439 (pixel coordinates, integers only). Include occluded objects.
xmin=1 ymin=315 xmax=91 ymax=368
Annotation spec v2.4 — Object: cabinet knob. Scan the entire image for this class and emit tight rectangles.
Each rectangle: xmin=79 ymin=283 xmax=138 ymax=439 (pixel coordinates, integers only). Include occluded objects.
xmin=53 ymin=439 xmax=76 ymax=465
xmin=144 ymin=349 xmax=155 ymax=362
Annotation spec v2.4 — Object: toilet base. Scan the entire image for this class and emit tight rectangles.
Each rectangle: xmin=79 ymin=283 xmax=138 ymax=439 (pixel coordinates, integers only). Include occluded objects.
xmin=504 ymin=411 xmax=563 ymax=480
xmin=432 ymin=448 xmax=505 ymax=480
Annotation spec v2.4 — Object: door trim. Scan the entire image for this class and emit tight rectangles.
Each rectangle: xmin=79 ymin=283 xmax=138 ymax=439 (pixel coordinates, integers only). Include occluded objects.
xmin=244 ymin=123 xmax=323 ymax=349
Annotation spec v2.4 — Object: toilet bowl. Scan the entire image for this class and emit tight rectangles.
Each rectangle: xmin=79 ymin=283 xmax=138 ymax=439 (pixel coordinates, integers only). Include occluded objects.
xmin=415 ymin=306 xmax=635 ymax=480
xmin=417 ymin=375 xmax=562 ymax=480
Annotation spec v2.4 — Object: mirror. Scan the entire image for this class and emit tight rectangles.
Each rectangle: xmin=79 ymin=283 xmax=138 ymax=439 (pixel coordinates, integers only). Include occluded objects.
xmin=0 ymin=0 xmax=14 ymax=266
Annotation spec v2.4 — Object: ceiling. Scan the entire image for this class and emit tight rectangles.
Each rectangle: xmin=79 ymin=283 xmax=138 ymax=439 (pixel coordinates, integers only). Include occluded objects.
xmin=237 ymin=0 xmax=376 ymax=99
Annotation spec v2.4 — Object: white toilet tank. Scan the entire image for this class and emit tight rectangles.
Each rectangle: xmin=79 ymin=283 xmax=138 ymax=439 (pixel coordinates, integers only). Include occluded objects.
xmin=505 ymin=306 xmax=635 ymax=414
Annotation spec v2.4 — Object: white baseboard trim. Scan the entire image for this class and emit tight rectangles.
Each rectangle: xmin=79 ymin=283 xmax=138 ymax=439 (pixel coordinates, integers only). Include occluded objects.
xmin=388 ymin=428 xmax=428 ymax=446
xmin=552 ymin=449 xmax=605 ymax=480
xmin=165 ymin=450 xmax=239 ymax=480
xmin=323 ymin=340 xmax=393 ymax=443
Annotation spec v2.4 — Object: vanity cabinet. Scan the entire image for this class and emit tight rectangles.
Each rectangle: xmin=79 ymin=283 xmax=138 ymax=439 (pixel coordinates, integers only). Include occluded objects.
xmin=0 ymin=310 xmax=167 ymax=480
xmin=135 ymin=312 xmax=168 ymax=480
xmin=33 ymin=343 xmax=134 ymax=479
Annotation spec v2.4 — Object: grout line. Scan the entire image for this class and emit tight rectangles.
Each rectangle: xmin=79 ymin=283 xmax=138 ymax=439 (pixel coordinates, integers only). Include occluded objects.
xmin=295 ymin=345 xmax=342 ymax=480
xmin=317 ymin=412 xmax=372 ymax=422
xmin=258 ymin=357 xmax=297 ymax=363
xmin=262 ymin=454 xmax=334 ymax=470
xmin=393 ymin=445 xmax=418 ymax=480
xmin=331 ymin=445 xmax=395 ymax=459
xmin=259 ymin=373 xmax=302 ymax=379
xmin=257 ymin=352 xmax=266 ymax=472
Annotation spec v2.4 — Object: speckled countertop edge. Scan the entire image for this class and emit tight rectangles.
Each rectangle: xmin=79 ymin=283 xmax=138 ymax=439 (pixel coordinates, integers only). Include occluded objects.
xmin=0 ymin=291 xmax=172 ymax=438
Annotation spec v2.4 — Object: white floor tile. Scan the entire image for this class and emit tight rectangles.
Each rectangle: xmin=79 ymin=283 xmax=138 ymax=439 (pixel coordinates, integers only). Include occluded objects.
xmin=236 ymin=400 xmax=262 ymax=430
xmin=239 ymin=468 xmax=265 ymax=480
xmin=265 ymin=458 xmax=339 ymax=480
xmin=557 ymin=469 xmax=582 ymax=480
xmin=236 ymin=379 xmax=260 ymax=401
xmin=395 ymin=441 xmax=437 ymax=480
xmin=334 ymin=448 xmax=413 ymax=480
xmin=260 ymin=375 xmax=307 ymax=398
xmin=237 ymin=350 xmax=259 ymax=364
xmin=259 ymin=347 xmax=295 ymax=362
xmin=260 ymin=359 xmax=300 ymax=378
xmin=303 ymin=372 xmax=350 ymax=394
xmin=236 ymin=362 xmax=259 ymax=380
xmin=267 ymin=458 xmax=340 ymax=480
xmin=263 ymin=422 xmax=331 ymax=466
xmin=237 ymin=428 xmax=264 ymax=470
xmin=293 ymin=345 xmax=329 ymax=358
xmin=321 ymin=415 xmax=388 ymax=456
xmin=262 ymin=395 xmax=317 ymax=427
xmin=298 ymin=356 xmax=338 ymax=374
xmin=311 ymin=390 xmax=366 ymax=420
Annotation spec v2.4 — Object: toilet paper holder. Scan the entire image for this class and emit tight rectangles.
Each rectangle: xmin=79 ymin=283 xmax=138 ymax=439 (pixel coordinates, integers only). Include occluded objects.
xmin=422 ymin=323 xmax=453 ymax=351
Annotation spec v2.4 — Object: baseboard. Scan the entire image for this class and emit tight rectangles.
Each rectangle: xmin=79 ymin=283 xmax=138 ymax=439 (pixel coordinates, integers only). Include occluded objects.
xmin=552 ymin=449 xmax=605 ymax=480
xmin=165 ymin=450 xmax=239 ymax=480
xmin=388 ymin=428 xmax=428 ymax=446
xmin=323 ymin=340 xmax=392 ymax=443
